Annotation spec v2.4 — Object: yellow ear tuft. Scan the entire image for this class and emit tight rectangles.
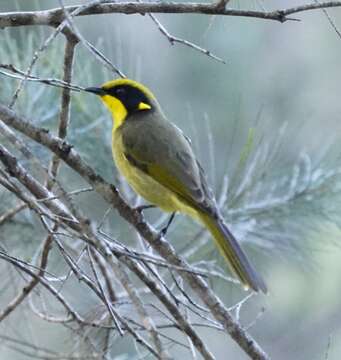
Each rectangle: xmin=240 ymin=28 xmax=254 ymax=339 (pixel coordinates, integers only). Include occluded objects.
xmin=138 ymin=102 xmax=151 ymax=110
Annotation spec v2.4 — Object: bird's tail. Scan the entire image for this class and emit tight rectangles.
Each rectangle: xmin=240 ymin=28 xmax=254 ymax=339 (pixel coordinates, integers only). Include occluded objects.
xmin=199 ymin=213 xmax=267 ymax=293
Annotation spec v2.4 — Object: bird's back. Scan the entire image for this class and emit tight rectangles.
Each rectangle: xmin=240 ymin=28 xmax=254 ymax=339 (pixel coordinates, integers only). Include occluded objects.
xmin=116 ymin=110 xmax=218 ymax=217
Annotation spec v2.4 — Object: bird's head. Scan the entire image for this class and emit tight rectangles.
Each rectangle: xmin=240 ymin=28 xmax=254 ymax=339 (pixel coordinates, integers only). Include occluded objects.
xmin=85 ymin=79 xmax=156 ymax=129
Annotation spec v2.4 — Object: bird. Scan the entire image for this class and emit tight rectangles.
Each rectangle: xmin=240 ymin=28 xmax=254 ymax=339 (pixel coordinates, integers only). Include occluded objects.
xmin=85 ymin=79 xmax=267 ymax=293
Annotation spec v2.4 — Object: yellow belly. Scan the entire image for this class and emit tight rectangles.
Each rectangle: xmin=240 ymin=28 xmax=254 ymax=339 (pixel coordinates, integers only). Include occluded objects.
xmin=112 ymin=131 xmax=198 ymax=219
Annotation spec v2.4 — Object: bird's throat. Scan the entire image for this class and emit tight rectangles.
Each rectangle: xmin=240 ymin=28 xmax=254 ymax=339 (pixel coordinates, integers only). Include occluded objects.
xmin=101 ymin=95 xmax=127 ymax=130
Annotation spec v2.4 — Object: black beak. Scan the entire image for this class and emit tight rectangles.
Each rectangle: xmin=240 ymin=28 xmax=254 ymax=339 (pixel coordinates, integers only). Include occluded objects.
xmin=84 ymin=87 xmax=106 ymax=96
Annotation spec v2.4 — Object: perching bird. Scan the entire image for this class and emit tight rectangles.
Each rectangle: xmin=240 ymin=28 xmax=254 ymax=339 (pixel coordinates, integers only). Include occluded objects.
xmin=85 ymin=79 xmax=267 ymax=293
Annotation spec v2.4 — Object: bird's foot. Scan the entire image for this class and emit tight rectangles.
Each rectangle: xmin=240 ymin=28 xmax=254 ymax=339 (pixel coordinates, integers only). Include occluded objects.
xmin=159 ymin=212 xmax=176 ymax=237
xmin=134 ymin=204 xmax=156 ymax=214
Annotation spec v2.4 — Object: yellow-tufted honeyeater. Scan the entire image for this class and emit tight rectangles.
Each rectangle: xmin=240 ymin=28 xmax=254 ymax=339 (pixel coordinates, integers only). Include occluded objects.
xmin=85 ymin=79 xmax=267 ymax=293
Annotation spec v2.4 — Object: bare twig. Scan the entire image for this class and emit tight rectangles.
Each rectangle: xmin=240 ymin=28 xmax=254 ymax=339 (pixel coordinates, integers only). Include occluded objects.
xmin=47 ymin=37 xmax=77 ymax=189
xmin=0 ymin=64 xmax=82 ymax=92
xmin=0 ymin=228 xmax=55 ymax=322
xmin=58 ymin=0 xmax=125 ymax=77
xmin=314 ymin=0 xmax=341 ymax=38
xmin=146 ymin=10 xmax=226 ymax=64
xmin=0 ymin=251 xmax=83 ymax=323
xmin=90 ymin=250 xmax=118 ymax=304
xmin=86 ymin=248 xmax=124 ymax=335
xmin=0 ymin=202 xmax=26 ymax=226
xmin=1 ymin=2 xmax=341 ymax=28
xmin=7 ymin=1 xmax=112 ymax=108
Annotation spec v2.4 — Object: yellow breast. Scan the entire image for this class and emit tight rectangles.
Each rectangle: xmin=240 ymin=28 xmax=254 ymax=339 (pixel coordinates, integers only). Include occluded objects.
xmin=112 ymin=129 xmax=177 ymax=213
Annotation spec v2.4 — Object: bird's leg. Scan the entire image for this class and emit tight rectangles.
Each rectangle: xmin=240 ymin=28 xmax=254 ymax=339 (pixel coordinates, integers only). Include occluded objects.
xmin=160 ymin=212 xmax=176 ymax=237
xmin=134 ymin=204 xmax=156 ymax=213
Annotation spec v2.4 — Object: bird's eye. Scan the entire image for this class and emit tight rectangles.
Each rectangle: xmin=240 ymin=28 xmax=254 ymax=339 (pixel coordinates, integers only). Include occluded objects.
xmin=116 ymin=88 xmax=126 ymax=97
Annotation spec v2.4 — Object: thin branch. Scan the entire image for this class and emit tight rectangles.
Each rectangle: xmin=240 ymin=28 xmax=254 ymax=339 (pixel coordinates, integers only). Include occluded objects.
xmin=0 ymin=202 xmax=26 ymax=226
xmin=0 ymin=73 xmax=83 ymax=216
xmin=146 ymin=9 xmax=226 ymax=64
xmin=0 ymin=144 xmax=76 ymax=226
xmin=0 ymin=251 xmax=83 ymax=323
xmin=0 ymin=228 xmax=55 ymax=322
xmin=47 ymin=37 xmax=77 ymax=189
xmin=7 ymin=0 xmax=109 ymax=107
xmin=90 ymin=250 xmax=118 ymax=304
xmin=37 ymin=187 xmax=94 ymax=203
xmin=0 ymin=171 xmax=63 ymax=230
xmin=58 ymin=0 xmax=125 ymax=77
xmin=314 ymin=0 xmax=341 ymax=38
xmin=87 ymin=248 xmax=124 ymax=335
xmin=0 ymin=335 xmax=59 ymax=358
xmin=1 ymin=1 xmax=341 ymax=29
xmin=0 ymin=64 xmax=83 ymax=92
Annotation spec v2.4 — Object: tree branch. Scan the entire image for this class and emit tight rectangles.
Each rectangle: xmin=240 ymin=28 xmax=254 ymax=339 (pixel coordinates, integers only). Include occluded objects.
xmin=0 ymin=228 xmax=55 ymax=323
xmin=1 ymin=1 xmax=341 ymax=28
xmin=47 ymin=37 xmax=77 ymax=189
xmin=0 ymin=202 xmax=26 ymax=226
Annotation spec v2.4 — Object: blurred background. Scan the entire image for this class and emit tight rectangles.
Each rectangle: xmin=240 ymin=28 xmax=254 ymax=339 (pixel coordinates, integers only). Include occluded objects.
xmin=1 ymin=0 xmax=341 ymax=359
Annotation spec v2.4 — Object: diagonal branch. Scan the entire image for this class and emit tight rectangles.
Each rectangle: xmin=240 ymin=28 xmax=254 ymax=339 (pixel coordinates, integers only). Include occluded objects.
xmin=0 ymin=228 xmax=55 ymax=323
xmin=0 ymin=203 xmax=26 ymax=226
xmin=314 ymin=0 xmax=341 ymax=38
xmin=147 ymin=11 xmax=226 ymax=64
